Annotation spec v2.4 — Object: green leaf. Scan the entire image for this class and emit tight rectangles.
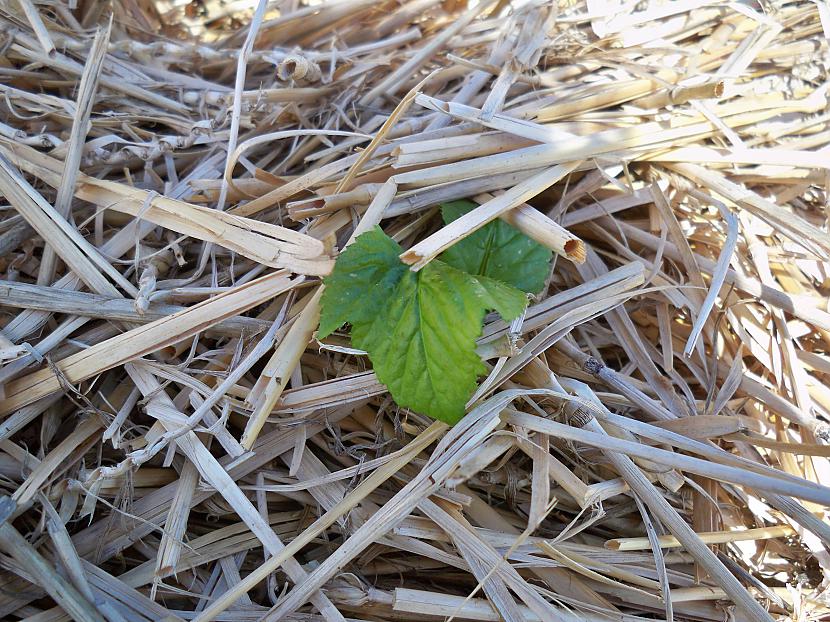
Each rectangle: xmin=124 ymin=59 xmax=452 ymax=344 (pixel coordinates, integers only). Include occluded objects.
xmin=439 ymin=199 xmax=553 ymax=294
xmin=319 ymin=227 xmax=407 ymax=338
xmin=351 ymin=260 xmax=526 ymax=423
xmin=319 ymin=227 xmax=527 ymax=424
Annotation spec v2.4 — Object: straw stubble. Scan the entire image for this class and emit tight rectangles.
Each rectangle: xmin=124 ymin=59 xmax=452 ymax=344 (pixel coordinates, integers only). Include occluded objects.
xmin=0 ymin=2 xmax=827 ymax=622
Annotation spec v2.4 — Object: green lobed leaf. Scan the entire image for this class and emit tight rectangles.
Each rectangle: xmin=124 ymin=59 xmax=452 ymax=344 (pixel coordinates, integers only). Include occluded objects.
xmin=319 ymin=227 xmax=528 ymax=424
xmin=351 ymin=260 xmax=526 ymax=423
xmin=318 ymin=227 xmax=407 ymax=338
xmin=439 ymin=199 xmax=553 ymax=294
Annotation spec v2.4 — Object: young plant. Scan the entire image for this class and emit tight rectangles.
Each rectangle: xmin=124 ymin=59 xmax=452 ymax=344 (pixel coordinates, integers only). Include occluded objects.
xmin=319 ymin=200 xmax=553 ymax=424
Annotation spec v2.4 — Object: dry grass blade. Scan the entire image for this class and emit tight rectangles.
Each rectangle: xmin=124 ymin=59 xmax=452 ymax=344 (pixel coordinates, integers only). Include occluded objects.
xmin=0 ymin=271 xmax=297 ymax=414
xmin=37 ymin=22 xmax=110 ymax=287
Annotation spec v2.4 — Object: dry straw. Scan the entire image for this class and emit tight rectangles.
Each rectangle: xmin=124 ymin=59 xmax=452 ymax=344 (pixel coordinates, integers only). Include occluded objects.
xmin=0 ymin=1 xmax=828 ymax=622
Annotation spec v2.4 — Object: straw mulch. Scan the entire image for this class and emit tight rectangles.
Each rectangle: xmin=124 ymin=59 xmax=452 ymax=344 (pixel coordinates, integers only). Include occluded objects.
xmin=0 ymin=0 xmax=829 ymax=621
